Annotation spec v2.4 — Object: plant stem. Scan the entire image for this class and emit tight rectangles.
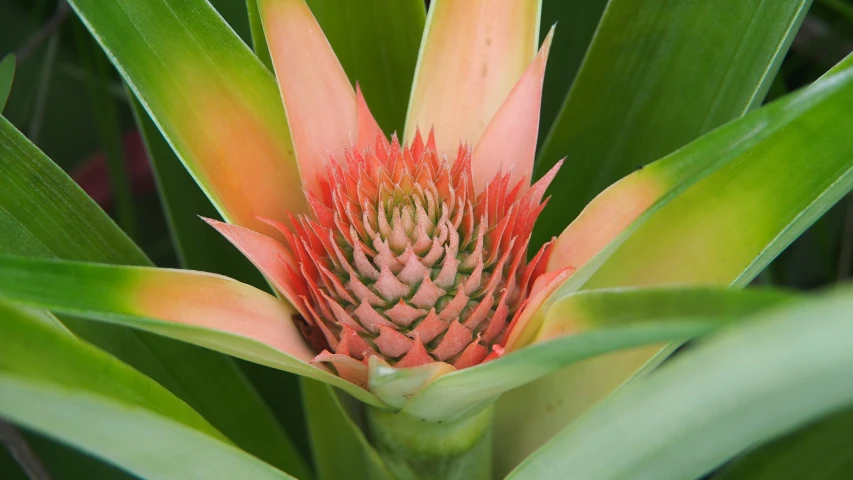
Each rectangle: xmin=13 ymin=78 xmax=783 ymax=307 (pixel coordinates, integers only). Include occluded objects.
xmin=366 ymin=405 xmax=494 ymax=480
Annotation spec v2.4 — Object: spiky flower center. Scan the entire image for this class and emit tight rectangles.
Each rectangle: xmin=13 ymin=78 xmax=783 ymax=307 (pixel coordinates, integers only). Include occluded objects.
xmin=279 ymin=131 xmax=551 ymax=383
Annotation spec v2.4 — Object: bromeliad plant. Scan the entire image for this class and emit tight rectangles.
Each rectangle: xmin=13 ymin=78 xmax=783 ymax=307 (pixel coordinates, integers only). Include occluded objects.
xmin=2 ymin=0 xmax=853 ymax=479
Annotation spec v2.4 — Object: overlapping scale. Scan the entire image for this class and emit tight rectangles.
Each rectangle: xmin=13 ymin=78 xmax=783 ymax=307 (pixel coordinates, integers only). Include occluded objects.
xmin=275 ymin=130 xmax=557 ymax=386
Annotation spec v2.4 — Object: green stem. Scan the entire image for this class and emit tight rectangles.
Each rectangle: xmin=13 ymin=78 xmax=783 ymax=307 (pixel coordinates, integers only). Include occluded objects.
xmin=366 ymin=405 xmax=494 ymax=480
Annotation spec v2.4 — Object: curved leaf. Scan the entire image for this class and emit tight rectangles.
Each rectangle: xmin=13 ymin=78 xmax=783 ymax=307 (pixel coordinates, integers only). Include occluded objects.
xmin=0 ymin=254 xmax=387 ymax=408
xmin=508 ymin=287 xmax=853 ymax=480
xmin=0 ymin=116 xmax=146 ymax=264
xmin=0 ymin=373 xmax=294 ymax=480
xmin=400 ymin=287 xmax=791 ymax=422
xmin=0 ymin=300 xmax=222 ymax=440
xmin=715 ymin=406 xmax=853 ymax=480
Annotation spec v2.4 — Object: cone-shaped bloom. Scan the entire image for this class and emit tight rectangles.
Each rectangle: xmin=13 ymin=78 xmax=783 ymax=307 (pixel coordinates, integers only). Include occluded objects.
xmin=193 ymin=0 xmax=577 ymax=388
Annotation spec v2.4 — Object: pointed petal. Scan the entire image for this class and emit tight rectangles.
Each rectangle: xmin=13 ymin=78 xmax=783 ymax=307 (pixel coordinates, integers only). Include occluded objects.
xmin=473 ymin=29 xmax=553 ymax=191
xmin=546 ymin=170 xmax=667 ymax=273
xmin=502 ymin=266 xmax=576 ymax=351
xmin=313 ymin=351 xmax=368 ymax=388
xmin=405 ymin=0 xmax=542 ymax=153
xmin=395 ymin=338 xmax=433 ymax=368
xmin=432 ymin=320 xmax=473 ymax=361
xmin=259 ymin=0 xmax=357 ymax=194
xmin=203 ymin=218 xmax=306 ymax=316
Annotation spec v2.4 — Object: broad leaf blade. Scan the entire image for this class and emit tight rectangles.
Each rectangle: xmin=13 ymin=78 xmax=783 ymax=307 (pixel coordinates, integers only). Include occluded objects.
xmin=0 ymin=116 xmax=146 ymax=264
xmin=0 ymin=300 xmax=221 ymax=440
xmin=508 ymin=287 xmax=853 ymax=480
xmin=715 ymin=406 xmax=853 ymax=480
xmin=400 ymin=287 xmax=791 ymax=422
xmin=534 ymin=0 xmax=811 ymax=245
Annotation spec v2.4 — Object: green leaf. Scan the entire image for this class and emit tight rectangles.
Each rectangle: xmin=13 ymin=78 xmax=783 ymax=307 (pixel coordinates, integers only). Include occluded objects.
xmin=0 ymin=254 xmax=387 ymax=409
xmin=533 ymin=0 xmax=811 ymax=245
xmin=0 ymin=373 xmax=295 ymax=480
xmin=715 ymin=405 xmax=853 ymax=480
xmin=0 ymin=111 xmax=308 ymax=476
xmin=302 ymin=379 xmax=393 ymax=480
xmin=507 ymin=286 xmax=853 ymax=480
xmin=496 ymin=58 xmax=853 ymax=473
xmin=0 ymin=115 xmax=146 ymax=264
xmin=400 ymin=287 xmax=792 ymax=422
xmin=245 ymin=0 xmax=275 ymax=70
xmin=67 ymin=0 xmax=308 ymax=232
xmin=536 ymin=0 xmax=608 ymax=143
xmin=0 ymin=53 xmax=15 ymax=112
xmin=308 ymin=0 xmax=425 ymax=134
xmin=0 ymin=300 xmax=222 ymax=440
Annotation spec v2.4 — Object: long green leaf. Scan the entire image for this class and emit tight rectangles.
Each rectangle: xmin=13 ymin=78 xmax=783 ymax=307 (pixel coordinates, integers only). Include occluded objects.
xmin=245 ymin=0 xmax=275 ymax=70
xmin=533 ymin=0 xmax=811 ymax=245
xmin=400 ymin=287 xmax=792 ymax=422
xmin=0 ymin=109 xmax=307 ymax=475
xmin=536 ymin=0 xmax=608 ymax=143
xmin=715 ymin=406 xmax=853 ymax=480
xmin=302 ymin=379 xmax=393 ymax=480
xmin=496 ymin=58 xmax=853 ymax=472
xmin=0 ymin=54 xmax=15 ymax=112
xmin=0 ymin=300 xmax=222 ymax=440
xmin=307 ymin=0 xmax=425 ymax=134
xmin=0 ymin=373 xmax=295 ymax=480
xmin=0 ymin=116 xmax=146 ymax=264
xmin=508 ymin=286 xmax=853 ymax=480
